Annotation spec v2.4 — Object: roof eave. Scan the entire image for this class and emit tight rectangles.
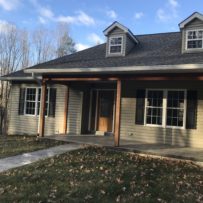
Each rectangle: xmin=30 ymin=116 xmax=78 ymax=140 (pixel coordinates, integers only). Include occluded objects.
xmin=24 ymin=64 xmax=203 ymax=74
xmin=0 ymin=76 xmax=42 ymax=81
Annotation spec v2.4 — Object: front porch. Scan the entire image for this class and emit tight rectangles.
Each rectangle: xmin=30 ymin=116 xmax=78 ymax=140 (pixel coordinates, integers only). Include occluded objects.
xmin=48 ymin=135 xmax=203 ymax=162
xmin=38 ymin=74 xmax=203 ymax=148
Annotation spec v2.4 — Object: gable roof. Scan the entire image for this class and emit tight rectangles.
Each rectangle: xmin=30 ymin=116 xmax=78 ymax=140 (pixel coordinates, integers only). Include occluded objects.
xmin=179 ymin=12 xmax=203 ymax=29
xmin=103 ymin=21 xmax=138 ymax=43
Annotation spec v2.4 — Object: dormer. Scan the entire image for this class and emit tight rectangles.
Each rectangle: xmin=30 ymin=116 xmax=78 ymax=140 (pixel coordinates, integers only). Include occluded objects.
xmin=179 ymin=12 xmax=203 ymax=53
xmin=103 ymin=21 xmax=138 ymax=57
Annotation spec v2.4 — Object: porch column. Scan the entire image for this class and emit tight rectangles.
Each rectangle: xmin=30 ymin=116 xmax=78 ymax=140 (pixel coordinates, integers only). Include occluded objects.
xmin=63 ymin=85 xmax=69 ymax=134
xmin=114 ymin=79 xmax=122 ymax=147
xmin=39 ymin=80 xmax=46 ymax=137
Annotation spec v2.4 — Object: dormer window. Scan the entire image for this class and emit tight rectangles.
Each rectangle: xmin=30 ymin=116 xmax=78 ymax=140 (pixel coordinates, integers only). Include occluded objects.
xmin=186 ymin=30 xmax=203 ymax=49
xmin=103 ymin=21 xmax=138 ymax=57
xmin=109 ymin=36 xmax=123 ymax=55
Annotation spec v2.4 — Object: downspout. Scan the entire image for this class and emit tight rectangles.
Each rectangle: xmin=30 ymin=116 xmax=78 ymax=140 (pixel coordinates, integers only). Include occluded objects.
xmin=31 ymin=72 xmax=42 ymax=135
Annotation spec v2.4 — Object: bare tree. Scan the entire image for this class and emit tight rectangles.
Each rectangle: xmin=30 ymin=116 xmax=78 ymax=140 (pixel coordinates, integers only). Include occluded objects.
xmin=0 ymin=23 xmax=77 ymax=135
xmin=31 ymin=27 xmax=55 ymax=64
xmin=56 ymin=23 xmax=76 ymax=58
xmin=0 ymin=25 xmax=25 ymax=135
xmin=20 ymin=30 xmax=30 ymax=69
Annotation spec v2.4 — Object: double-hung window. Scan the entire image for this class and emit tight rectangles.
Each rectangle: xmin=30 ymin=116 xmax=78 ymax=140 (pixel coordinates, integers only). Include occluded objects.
xmin=109 ymin=36 xmax=123 ymax=54
xmin=145 ymin=90 xmax=186 ymax=129
xmin=187 ymin=30 xmax=203 ymax=49
xmin=25 ymin=87 xmax=50 ymax=116
xmin=146 ymin=90 xmax=163 ymax=125
xmin=25 ymin=88 xmax=37 ymax=115
xmin=166 ymin=91 xmax=185 ymax=127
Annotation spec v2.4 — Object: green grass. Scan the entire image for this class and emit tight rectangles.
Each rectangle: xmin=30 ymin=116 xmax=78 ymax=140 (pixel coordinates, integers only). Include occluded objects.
xmin=0 ymin=135 xmax=66 ymax=158
xmin=0 ymin=146 xmax=202 ymax=203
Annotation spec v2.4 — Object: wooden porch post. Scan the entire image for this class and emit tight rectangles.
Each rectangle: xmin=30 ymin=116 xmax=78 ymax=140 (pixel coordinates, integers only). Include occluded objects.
xmin=39 ymin=80 xmax=46 ymax=137
xmin=114 ymin=79 xmax=122 ymax=147
xmin=63 ymin=85 xmax=69 ymax=134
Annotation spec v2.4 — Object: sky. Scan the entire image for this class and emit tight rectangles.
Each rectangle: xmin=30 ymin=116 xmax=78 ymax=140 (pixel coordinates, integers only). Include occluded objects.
xmin=0 ymin=0 xmax=202 ymax=51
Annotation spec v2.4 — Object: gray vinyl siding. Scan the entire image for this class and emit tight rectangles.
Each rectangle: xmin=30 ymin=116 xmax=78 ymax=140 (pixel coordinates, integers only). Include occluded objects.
xmin=8 ymin=83 xmax=67 ymax=136
xmin=120 ymin=81 xmax=203 ymax=148
xmin=8 ymin=84 xmax=39 ymax=135
xmin=181 ymin=18 xmax=203 ymax=53
xmin=108 ymin=27 xmax=124 ymax=35
xmin=185 ymin=18 xmax=203 ymax=28
xmin=67 ymin=88 xmax=83 ymax=135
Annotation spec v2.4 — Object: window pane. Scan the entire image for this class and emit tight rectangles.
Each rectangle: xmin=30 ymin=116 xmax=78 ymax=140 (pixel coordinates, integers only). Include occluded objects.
xmin=26 ymin=88 xmax=36 ymax=101
xmin=146 ymin=90 xmax=163 ymax=125
xmin=38 ymin=89 xmax=41 ymax=101
xmin=187 ymin=40 xmax=202 ymax=49
xmin=25 ymin=101 xmax=35 ymax=115
xmin=110 ymin=46 xmax=121 ymax=53
xmin=110 ymin=37 xmax=122 ymax=45
xmin=198 ymin=31 xmax=203 ymax=38
xmin=37 ymin=88 xmax=49 ymax=116
xmin=147 ymin=91 xmax=163 ymax=107
xmin=25 ymin=88 xmax=36 ymax=115
xmin=188 ymin=31 xmax=193 ymax=39
xmin=167 ymin=91 xmax=185 ymax=127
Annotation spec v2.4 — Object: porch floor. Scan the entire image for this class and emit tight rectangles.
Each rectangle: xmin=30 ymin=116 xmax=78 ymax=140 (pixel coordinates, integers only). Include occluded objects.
xmin=47 ymin=135 xmax=203 ymax=162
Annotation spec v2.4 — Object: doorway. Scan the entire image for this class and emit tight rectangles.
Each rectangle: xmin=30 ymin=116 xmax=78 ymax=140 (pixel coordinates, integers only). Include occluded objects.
xmin=89 ymin=89 xmax=115 ymax=134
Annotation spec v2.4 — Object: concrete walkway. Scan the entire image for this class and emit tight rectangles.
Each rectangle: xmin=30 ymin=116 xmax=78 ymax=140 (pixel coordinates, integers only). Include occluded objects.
xmin=0 ymin=144 xmax=82 ymax=173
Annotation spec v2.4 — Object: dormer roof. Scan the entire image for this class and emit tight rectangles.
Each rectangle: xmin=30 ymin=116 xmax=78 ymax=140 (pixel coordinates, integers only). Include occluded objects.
xmin=179 ymin=12 xmax=203 ymax=29
xmin=103 ymin=21 xmax=139 ymax=43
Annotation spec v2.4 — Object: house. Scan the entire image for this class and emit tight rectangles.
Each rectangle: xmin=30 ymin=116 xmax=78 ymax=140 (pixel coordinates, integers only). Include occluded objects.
xmin=1 ymin=12 xmax=203 ymax=147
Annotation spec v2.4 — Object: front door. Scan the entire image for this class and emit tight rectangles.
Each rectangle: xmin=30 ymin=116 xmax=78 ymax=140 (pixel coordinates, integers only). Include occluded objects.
xmin=97 ymin=91 xmax=115 ymax=132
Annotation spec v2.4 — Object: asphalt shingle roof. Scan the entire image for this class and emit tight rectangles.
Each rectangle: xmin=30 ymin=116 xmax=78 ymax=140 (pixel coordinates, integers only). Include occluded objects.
xmin=3 ymin=31 xmax=203 ymax=78
xmin=28 ymin=32 xmax=203 ymax=69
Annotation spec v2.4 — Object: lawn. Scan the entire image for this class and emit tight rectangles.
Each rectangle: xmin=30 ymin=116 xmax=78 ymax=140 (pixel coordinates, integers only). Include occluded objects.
xmin=0 ymin=135 xmax=66 ymax=158
xmin=0 ymin=147 xmax=202 ymax=202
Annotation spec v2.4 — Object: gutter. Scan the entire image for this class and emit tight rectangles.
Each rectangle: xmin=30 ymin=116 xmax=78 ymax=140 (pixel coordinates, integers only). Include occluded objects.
xmin=24 ymin=64 xmax=203 ymax=74
xmin=0 ymin=76 xmax=42 ymax=81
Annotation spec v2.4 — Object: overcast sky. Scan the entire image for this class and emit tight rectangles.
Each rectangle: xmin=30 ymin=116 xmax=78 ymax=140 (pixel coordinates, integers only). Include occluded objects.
xmin=0 ymin=0 xmax=202 ymax=51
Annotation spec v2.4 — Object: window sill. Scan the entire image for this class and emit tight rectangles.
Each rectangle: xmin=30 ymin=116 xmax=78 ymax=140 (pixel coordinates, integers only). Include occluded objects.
xmin=182 ymin=48 xmax=203 ymax=54
xmin=144 ymin=124 xmax=186 ymax=130
xmin=23 ymin=114 xmax=49 ymax=118
xmin=106 ymin=53 xmax=124 ymax=57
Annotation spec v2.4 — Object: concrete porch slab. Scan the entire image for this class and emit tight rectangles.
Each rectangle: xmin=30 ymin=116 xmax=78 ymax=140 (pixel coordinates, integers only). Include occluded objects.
xmin=47 ymin=135 xmax=203 ymax=163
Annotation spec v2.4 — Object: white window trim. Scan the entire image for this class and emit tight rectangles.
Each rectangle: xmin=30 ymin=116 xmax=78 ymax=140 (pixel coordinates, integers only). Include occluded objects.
xmin=24 ymin=87 xmax=50 ymax=117
xmin=24 ymin=87 xmax=38 ymax=116
xmin=144 ymin=89 xmax=187 ymax=130
xmin=144 ymin=89 xmax=164 ymax=128
xmin=186 ymin=29 xmax=203 ymax=50
xmin=108 ymin=35 xmax=124 ymax=55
